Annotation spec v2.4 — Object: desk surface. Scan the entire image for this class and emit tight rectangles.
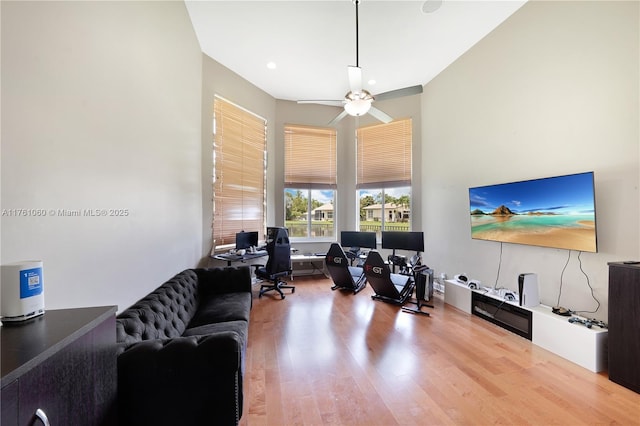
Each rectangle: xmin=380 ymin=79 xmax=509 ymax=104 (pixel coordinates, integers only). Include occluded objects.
xmin=212 ymin=251 xmax=267 ymax=263
xmin=213 ymin=251 xmax=329 ymax=267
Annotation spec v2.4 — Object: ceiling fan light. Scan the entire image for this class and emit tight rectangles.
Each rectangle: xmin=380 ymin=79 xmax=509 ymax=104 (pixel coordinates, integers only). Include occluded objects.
xmin=344 ymin=98 xmax=372 ymax=116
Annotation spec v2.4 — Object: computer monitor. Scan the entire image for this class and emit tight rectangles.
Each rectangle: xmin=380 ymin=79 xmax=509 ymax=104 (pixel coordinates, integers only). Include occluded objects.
xmin=381 ymin=231 xmax=424 ymax=253
xmin=235 ymin=231 xmax=259 ymax=250
xmin=340 ymin=231 xmax=377 ymax=250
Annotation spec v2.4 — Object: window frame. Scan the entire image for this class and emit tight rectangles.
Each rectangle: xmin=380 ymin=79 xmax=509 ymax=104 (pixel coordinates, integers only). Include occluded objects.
xmin=356 ymin=119 xmax=413 ymax=235
xmin=284 ymin=124 xmax=337 ymax=241
xmin=211 ymin=96 xmax=266 ymax=252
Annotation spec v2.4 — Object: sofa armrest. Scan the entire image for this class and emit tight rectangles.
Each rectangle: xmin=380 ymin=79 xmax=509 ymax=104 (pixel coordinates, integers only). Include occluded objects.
xmin=195 ymin=266 xmax=252 ymax=296
xmin=118 ymin=332 xmax=243 ymax=426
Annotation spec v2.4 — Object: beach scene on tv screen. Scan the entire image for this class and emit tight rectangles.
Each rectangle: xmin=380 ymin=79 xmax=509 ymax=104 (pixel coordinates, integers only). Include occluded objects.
xmin=469 ymin=173 xmax=597 ymax=252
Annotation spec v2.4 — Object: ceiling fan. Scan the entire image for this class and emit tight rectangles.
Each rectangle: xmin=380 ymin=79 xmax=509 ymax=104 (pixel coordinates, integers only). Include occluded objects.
xmin=298 ymin=0 xmax=423 ymax=126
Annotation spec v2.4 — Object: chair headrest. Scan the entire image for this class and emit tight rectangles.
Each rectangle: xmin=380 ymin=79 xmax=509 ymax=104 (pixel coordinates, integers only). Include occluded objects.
xmin=363 ymin=251 xmax=390 ymax=277
xmin=326 ymin=243 xmax=348 ymax=267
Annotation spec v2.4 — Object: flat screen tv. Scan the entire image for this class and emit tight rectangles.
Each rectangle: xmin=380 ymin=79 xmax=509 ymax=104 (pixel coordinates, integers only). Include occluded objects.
xmin=381 ymin=231 xmax=425 ymax=253
xmin=235 ymin=231 xmax=259 ymax=249
xmin=468 ymin=171 xmax=597 ymax=252
xmin=341 ymin=231 xmax=377 ymax=249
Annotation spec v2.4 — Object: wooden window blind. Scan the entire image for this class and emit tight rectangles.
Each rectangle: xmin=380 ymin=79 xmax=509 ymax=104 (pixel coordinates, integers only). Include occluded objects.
xmin=212 ymin=97 xmax=266 ymax=249
xmin=284 ymin=124 xmax=337 ymax=189
xmin=356 ymin=118 xmax=412 ymax=189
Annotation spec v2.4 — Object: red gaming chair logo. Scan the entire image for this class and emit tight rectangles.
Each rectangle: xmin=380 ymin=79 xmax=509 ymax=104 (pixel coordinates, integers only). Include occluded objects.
xmin=327 ymin=256 xmax=343 ymax=265
xmin=365 ymin=265 xmax=383 ymax=275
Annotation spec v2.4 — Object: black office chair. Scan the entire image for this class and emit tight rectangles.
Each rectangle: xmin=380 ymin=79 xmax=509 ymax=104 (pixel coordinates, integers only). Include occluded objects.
xmin=325 ymin=243 xmax=367 ymax=294
xmin=253 ymin=227 xmax=294 ymax=299
xmin=363 ymin=250 xmax=415 ymax=305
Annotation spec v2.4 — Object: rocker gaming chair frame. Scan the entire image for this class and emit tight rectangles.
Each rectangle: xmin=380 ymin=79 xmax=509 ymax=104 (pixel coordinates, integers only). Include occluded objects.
xmin=325 ymin=243 xmax=367 ymax=294
xmin=363 ymin=251 xmax=415 ymax=305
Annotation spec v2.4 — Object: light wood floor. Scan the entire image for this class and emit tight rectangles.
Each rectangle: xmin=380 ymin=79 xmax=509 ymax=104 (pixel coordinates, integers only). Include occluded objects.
xmin=241 ymin=275 xmax=640 ymax=425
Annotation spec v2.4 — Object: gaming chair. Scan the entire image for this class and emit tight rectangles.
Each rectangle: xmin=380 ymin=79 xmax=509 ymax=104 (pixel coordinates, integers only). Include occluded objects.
xmin=363 ymin=251 xmax=414 ymax=305
xmin=325 ymin=243 xmax=367 ymax=294
xmin=254 ymin=227 xmax=294 ymax=299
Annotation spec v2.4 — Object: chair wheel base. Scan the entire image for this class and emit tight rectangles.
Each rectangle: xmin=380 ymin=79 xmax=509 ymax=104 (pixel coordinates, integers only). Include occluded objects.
xmin=258 ymin=280 xmax=295 ymax=300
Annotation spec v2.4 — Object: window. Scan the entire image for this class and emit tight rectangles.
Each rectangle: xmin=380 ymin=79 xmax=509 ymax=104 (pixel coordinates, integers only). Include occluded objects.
xmin=356 ymin=119 xmax=412 ymax=239
xmin=284 ymin=124 xmax=336 ymax=239
xmin=212 ymin=96 xmax=266 ymax=251
xmin=359 ymin=186 xmax=411 ymax=231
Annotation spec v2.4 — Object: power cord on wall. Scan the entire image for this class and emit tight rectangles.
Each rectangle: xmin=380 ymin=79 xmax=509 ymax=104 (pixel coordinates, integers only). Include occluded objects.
xmin=556 ymin=250 xmax=571 ymax=308
xmin=574 ymin=251 xmax=601 ymax=314
xmin=556 ymin=250 xmax=601 ymax=315
xmin=493 ymin=242 xmax=504 ymax=290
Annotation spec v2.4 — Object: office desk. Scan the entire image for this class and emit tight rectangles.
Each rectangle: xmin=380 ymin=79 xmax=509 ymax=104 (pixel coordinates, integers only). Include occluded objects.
xmin=212 ymin=251 xmax=327 ymax=278
xmin=212 ymin=251 xmax=267 ymax=267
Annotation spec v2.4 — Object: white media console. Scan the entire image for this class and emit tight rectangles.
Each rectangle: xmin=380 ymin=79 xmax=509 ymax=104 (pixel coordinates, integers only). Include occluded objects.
xmin=444 ymin=279 xmax=608 ymax=373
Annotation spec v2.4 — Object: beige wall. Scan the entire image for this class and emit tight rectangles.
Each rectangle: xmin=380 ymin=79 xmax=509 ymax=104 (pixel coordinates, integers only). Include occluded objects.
xmin=422 ymin=0 xmax=639 ymax=322
xmin=1 ymin=1 xmax=203 ymax=312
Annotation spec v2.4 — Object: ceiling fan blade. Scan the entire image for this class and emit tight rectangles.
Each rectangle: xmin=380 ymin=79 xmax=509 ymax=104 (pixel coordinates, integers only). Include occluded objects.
xmin=348 ymin=66 xmax=363 ymax=93
xmin=297 ymin=100 xmax=344 ymax=107
xmin=374 ymin=85 xmax=424 ymax=102
xmin=328 ymin=109 xmax=349 ymax=126
xmin=367 ymin=106 xmax=393 ymax=124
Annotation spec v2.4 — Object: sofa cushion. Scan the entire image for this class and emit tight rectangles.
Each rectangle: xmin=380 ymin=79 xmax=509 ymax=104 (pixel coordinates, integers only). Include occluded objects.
xmin=188 ymin=292 xmax=252 ymax=328
xmin=195 ymin=266 xmax=252 ymax=299
xmin=183 ymin=320 xmax=248 ymax=344
xmin=116 ymin=270 xmax=200 ymax=346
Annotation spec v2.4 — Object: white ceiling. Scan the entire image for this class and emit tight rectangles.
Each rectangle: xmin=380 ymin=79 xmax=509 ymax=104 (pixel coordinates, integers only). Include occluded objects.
xmin=185 ymin=0 xmax=527 ymax=102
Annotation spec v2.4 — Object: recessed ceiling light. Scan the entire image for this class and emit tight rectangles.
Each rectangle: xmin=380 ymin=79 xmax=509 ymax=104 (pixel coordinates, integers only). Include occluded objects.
xmin=266 ymin=61 xmax=277 ymax=70
xmin=368 ymin=79 xmax=376 ymax=85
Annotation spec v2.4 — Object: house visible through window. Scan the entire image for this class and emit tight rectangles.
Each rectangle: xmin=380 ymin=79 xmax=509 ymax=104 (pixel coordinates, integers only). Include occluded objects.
xmin=212 ymin=96 xmax=266 ymax=252
xmin=284 ymin=124 xmax=336 ymax=239
xmin=357 ymin=119 xmax=412 ymax=239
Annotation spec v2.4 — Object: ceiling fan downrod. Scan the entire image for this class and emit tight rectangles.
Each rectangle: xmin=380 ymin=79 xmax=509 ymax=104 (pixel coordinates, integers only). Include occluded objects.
xmin=354 ymin=0 xmax=360 ymax=68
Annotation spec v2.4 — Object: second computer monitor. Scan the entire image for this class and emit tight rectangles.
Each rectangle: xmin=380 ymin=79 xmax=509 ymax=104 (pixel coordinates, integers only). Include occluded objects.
xmin=340 ymin=231 xmax=377 ymax=250
xmin=381 ymin=231 xmax=424 ymax=253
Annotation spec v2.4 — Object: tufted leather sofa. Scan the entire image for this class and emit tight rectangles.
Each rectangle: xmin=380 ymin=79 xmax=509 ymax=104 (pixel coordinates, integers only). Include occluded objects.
xmin=116 ymin=267 xmax=252 ymax=426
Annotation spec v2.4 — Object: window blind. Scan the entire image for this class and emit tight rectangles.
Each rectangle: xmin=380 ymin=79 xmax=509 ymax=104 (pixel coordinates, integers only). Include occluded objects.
xmin=356 ymin=118 xmax=412 ymax=189
xmin=212 ymin=97 xmax=266 ymax=249
xmin=284 ymin=124 xmax=337 ymax=189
